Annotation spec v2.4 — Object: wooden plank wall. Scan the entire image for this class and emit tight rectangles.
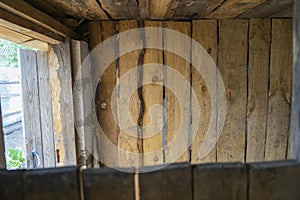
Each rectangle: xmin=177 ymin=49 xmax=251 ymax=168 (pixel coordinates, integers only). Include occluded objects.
xmin=0 ymin=161 xmax=300 ymax=200
xmin=89 ymin=18 xmax=293 ymax=167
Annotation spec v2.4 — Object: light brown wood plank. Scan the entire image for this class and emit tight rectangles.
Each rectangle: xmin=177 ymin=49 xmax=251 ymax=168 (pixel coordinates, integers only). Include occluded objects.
xmin=98 ymin=0 xmax=138 ymax=19
xmin=117 ymin=20 xmax=142 ymax=167
xmin=0 ymin=0 xmax=83 ymax=40
xmin=164 ymin=21 xmax=191 ymax=163
xmin=217 ymin=19 xmax=248 ymax=162
xmin=191 ymin=20 xmax=218 ymax=164
xmin=265 ymin=19 xmax=293 ymax=161
xmin=272 ymin=6 xmax=293 ymax=18
xmin=37 ymin=51 xmax=56 ymax=168
xmin=0 ymin=25 xmax=31 ymax=44
xmin=22 ymin=40 xmax=48 ymax=51
xmin=208 ymin=0 xmax=265 ymax=18
xmin=150 ymin=0 xmax=179 ymax=19
xmin=47 ymin=0 xmax=108 ymax=20
xmin=19 ymin=49 xmax=43 ymax=168
xmin=173 ymin=0 xmax=223 ymax=19
xmin=239 ymin=0 xmax=293 ymax=18
xmin=142 ymin=21 xmax=164 ymax=166
xmin=139 ymin=0 xmax=150 ymax=19
xmin=246 ymin=19 xmax=270 ymax=162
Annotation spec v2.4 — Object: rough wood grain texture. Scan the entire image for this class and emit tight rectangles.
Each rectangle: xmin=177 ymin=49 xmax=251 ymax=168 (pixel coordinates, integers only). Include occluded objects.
xmin=249 ymin=161 xmax=300 ymax=200
xmin=19 ymin=49 xmax=43 ymax=168
xmin=239 ymin=0 xmax=294 ymax=18
xmin=139 ymin=0 xmax=150 ymax=19
xmin=0 ymin=101 xmax=5 ymax=169
xmin=265 ymin=19 xmax=293 ymax=161
xmin=99 ymin=0 xmax=138 ymax=19
xmin=0 ymin=25 xmax=32 ymax=44
xmin=208 ymin=0 xmax=265 ymax=18
xmin=0 ymin=0 xmax=83 ymax=40
xmin=49 ymin=41 xmax=77 ymax=166
xmin=91 ymin=21 xmax=119 ymax=167
xmin=191 ymin=20 xmax=218 ymax=164
xmin=37 ymin=51 xmax=56 ymax=168
xmin=291 ymin=0 xmax=300 ymax=161
xmin=142 ymin=21 xmax=163 ymax=166
xmin=117 ymin=20 xmax=142 ymax=167
xmin=0 ymin=170 xmax=23 ymax=200
xmin=25 ymin=0 xmax=66 ymax=18
xmin=23 ymin=167 xmax=80 ymax=200
xmin=22 ymin=40 xmax=48 ymax=51
xmin=173 ymin=0 xmax=223 ymax=19
xmin=217 ymin=19 xmax=248 ymax=162
xmin=164 ymin=21 xmax=191 ymax=163
xmin=272 ymin=5 xmax=293 ymax=18
xmin=83 ymin=167 xmax=135 ymax=200
xmin=193 ymin=163 xmax=247 ymax=200
xmin=47 ymin=0 xmax=108 ymax=20
xmin=246 ymin=19 xmax=270 ymax=162
xmin=139 ymin=163 xmax=192 ymax=200
xmin=150 ymin=0 xmax=179 ymax=19
xmin=0 ymin=7 xmax=63 ymax=44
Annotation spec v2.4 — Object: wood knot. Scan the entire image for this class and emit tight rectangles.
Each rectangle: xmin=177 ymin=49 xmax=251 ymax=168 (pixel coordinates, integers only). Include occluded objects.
xmin=207 ymin=48 xmax=212 ymax=54
xmin=201 ymin=85 xmax=206 ymax=92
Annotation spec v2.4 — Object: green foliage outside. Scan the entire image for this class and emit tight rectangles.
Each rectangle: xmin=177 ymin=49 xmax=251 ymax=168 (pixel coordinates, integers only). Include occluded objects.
xmin=7 ymin=148 xmax=25 ymax=169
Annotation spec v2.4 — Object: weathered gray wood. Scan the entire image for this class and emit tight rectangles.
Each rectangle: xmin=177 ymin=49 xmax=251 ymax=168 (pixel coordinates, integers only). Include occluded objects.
xmin=99 ymin=0 xmax=138 ymax=19
xmin=0 ymin=99 xmax=5 ymax=169
xmin=249 ymin=161 xmax=300 ymax=200
xmin=49 ymin=40 xmax=77 ymax=166
xmin=83 ymin=167 xmax=135 ymax=200
xmin=193 ymin=163 xmax=247 ymax=200
xmin=0 ymin=170 xmax=23 ymax=200
xmin=291 ymin=0 xmax=300 ymax=161
xmin=37 ymin=51 xmax=56 ymax=168
xmin=23 ymin=167 xmax=80 ymax=200
xmin=246 ymin=19 xmax=270 ymax=162
xmin=19 ymin=49 xmax=43 ymax=168
xmin=139 ymin=163 xmax=192 ymax=200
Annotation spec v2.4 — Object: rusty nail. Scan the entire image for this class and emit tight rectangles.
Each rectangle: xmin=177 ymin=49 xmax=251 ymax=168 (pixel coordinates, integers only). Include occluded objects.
xmin=101 ymin=102 xmax=107 ymax=110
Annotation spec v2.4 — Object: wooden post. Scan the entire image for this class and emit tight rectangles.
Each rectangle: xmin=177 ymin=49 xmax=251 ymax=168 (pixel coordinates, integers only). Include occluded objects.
xmin=0 ymin=99 xmax=6 ymax=169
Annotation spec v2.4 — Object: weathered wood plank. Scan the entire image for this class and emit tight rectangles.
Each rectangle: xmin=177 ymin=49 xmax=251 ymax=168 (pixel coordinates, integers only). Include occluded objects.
xmin=164 ymin=21 xmax=191 ymax=163
xmin=217 ymin=19 xmax=248 ymax=162
xmin=191 ymin=20 xmax=218 ymax=164
xmin=139 ymin=163 xmax=192 ymax=200
xmin=83 ymin=167 xmax=135 ymax=200
xmin=117 ymin=20 xmax=142 ymax=167
xmin=0 ymin=25 xmax=32 ymax=44
xmin=0 ymin=0 xmax=83 ymax=40
xmin=0 ymin=101 xmax=5 ymax=169
xmin=246 ymin=19 xmax=270 ymax=162
xmin=19 ymin=49 xmax=43 ymax=168
xmin=0 ymin=170 xmax=23 ymax=200
xmin=142 ymin=21 xmax=164 ymax=166
xmin=150 ymin=0 xmax=179 ymax=19
xmin=291 ymin=0 xmax=300 ymax=161
xmin=0 ymin=7 xmax=63 ymax=44
xmin=37 ymin=51 xmax=56 ymax=168
xmin=239 ymin=0 xmax=293 ymax=18
xmin=47 ymin=0 xmax=108 ymax=20
xmin=49 ymin=40 xmax=77 ymax=166
xmin=22 ymin=40 xmax=48 ymax=51
xmin=265 ymin=19 xmax=293 ymax=161
xmin=272 ymin=6 xmax=293 ymax=18
xmin=99 ymin=0 xmax=138 ymax=19
xmin=23 ymin=167 xmax=80 ymax=200
xmin=208 ymin=0 xmax=265 ymax=18
xmin=193 ymin=163 xmax=247 ymax=200
xmin=249 ymin=161 xmax=300 ymax=200
xmin=25 ymin=0 xmax=66 ymax=18
xmin=139 ymin=0 xmax=150 ymax=19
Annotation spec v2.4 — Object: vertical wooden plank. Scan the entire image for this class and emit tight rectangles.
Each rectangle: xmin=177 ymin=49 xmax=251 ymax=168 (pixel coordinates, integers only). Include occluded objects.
xmin=191 ymin=20 xmax=218 ymax=164
xmin=0 ymin=99 xmax=5 ymax=169
xmin=217 ymin=19 xmax=248 ymax=162
xmin=265 ymin=19 xmax=293 ymax=161
xmin=249 ymin=161 xmax=300 ymax=200
xmin=49 ymin=40 xmax=76 ymax=166
xmin=117 ymin=20 xmax=142 ymax=167
xmin=193 ymin=163 xmax=247 ymax=200
xmin=37 ymin=51 xmax=56 ymax=168
xmin=139 ymin=163 xmax=192 ymax=200
xmin=19 ymin=49 xmax=43 ymax=168
xmin=0 ymin=170 xmax=23 ymax=200
xmin=291 ymin=0 xmax=300 ymax=161
xmin=164 ymin=21 xmax=191 ymax=163
xmin=150 ymin=0 xmax=179 ymax=19
xmin=142 ymin=21 xmax=164 ymax=166
xmin=82 ymin=167 xmax=135 ymax=200
xmin=23 ymin=167 xmax=80 ymax=200
xmin=246 ymin=19 xmax=270 ymax=162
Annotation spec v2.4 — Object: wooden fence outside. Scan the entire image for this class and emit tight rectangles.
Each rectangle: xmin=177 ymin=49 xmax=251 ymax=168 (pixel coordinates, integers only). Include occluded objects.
xmin=0 ymin=160 xmax=299 ymax=200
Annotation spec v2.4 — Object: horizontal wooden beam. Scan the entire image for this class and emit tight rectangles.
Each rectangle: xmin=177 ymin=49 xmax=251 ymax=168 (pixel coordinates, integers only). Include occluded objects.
xmin=0 ymin=0 xmax=83 ymax=40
